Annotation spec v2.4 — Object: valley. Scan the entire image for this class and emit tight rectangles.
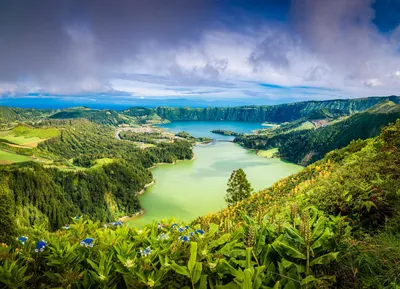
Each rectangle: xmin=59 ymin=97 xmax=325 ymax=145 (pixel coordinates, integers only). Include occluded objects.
xmin=0 ymin=96 xmax=400 ymax=288
xmin=3 ymin=2 xmax=400 ymax=287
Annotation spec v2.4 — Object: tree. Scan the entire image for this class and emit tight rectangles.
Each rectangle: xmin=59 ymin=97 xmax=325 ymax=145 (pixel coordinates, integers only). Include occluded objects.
xmin=0 ymin=182 xmax=16 ymax=243
xmin=225 ymin=169 xmax=253 ymax=206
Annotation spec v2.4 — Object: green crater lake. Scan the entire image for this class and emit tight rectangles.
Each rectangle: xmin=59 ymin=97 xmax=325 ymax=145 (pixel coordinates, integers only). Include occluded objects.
xmin=128 ymin=122 xmax=302 ymax=226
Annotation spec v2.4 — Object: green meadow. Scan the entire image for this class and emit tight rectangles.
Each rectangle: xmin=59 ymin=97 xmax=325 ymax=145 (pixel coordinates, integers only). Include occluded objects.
xmin=0 ymin=150 xmax=31 ymax=164
xmin=0 ymin=125 xmax=59 ymax=147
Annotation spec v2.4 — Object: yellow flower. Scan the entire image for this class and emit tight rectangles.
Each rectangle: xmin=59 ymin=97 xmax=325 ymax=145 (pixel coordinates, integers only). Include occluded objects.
xmin=147 ymin=279 xmax=155 ymax=287
xmin=124 ymin=258 xmax=135 ymax=268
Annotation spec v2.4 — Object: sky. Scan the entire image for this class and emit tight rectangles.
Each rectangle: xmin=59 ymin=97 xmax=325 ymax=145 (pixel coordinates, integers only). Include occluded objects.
xmin=1 ymin=0 xmax=400 ymax=104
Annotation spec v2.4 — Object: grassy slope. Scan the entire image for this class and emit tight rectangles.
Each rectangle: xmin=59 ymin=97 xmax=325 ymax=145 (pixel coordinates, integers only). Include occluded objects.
xmin=279 ymin=100 xmax=400 ymax=164
xmin=0 ymin=125 xmax=59 ymax=147
xmin=196 ymin=119 xmax=400 ymax=233
xmin=0 ymin=150 xmax=31 ymax=164
xmin=236 ymin=101 xmax=400 ymax=166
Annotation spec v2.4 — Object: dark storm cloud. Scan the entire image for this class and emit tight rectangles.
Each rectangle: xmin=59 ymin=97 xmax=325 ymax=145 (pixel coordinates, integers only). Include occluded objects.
xmin=0 ymin=0 xmax=222 ymax=92
xmin=0 ymin=0 xmax=400 ymax=98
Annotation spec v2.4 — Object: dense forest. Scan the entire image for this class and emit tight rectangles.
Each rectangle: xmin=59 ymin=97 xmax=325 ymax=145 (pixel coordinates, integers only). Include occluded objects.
xmin=154 ymin=96 xmax=400 ymax=122
xmin=119 ymin=131 xmax=171 ymax=144
xmin=2 ymin=96 xmax=400 ymax=127
xmin=236 ymin=100 xmax=400 ymax=165
xmin=0 ymin=160 xmax=150 ymax=234
xmin=0 ymin=119 xmax=194 ymax=235
xmin=210 ymin=130 xmax=241 ymax=136
xmin=1 ymin=119 xmax=399 ymax=288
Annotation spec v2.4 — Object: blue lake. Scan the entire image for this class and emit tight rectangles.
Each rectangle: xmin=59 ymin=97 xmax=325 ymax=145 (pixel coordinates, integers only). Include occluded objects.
xmin=157 ymin=121 xmax=267 ymax=140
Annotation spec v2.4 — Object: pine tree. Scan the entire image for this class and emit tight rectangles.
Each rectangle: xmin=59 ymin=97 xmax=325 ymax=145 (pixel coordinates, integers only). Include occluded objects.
xmin=225 ymin=168 xmax=253 ymax=206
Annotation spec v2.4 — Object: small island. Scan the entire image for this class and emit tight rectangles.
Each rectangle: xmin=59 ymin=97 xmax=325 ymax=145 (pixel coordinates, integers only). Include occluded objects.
xmin=175 ymin=131 xmax=213 ymax=143
xmin=210 ymin=129 xmax=242 ymax=136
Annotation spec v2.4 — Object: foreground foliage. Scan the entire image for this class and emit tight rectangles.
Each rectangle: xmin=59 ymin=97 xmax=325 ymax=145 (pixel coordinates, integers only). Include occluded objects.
xmin=0 ymin=206 xmax=347 ymax=289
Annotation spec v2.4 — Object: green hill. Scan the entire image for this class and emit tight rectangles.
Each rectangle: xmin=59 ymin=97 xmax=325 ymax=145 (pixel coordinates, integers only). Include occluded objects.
xmin=0 ymin=119 xmax=194 ymax=233
xmin=0 ymin=106 xmax=55 ymax=127
xmin=235 ymin=100 xmax=400 ymax=165
xmin=0 ymin=96 xmax=399 ymax=128
xmin=0 ymin=120 xmax=399 ymax=288
xmin=154 ymin=96 xmax=400 ymax=122
xmin=48 ymin=107 xmax=137 ymax=126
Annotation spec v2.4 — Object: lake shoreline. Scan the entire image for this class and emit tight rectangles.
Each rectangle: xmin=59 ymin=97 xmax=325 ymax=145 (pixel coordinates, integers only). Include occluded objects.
xmin=148 ymin=156 xmax=196 ymax=170
xmin=119 ymin=209 xmax=145 ymax=223
xmin=120 ymin=156 xmax=196 ymax=223
xmin=137 ymin=180 xmax=155 ymax=196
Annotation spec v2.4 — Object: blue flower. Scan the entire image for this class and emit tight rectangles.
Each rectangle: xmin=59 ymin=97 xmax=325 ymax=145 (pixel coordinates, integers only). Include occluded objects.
xmin=170 ymin=223 xmax=178 ymax=229
xmin=112 ymin=221 xmax=123 ymax=227
xmin=140 ymin=246 xmax=152 ymax=257
xmin=74 ymin=216 xmax=81 ymax=220
xmin=195 ymin=229 xmax=205 ymax=235
xmin=157 ymin=233 xmax=169 ymax=241
xmin=80 ymin=238 xmax=94 ymax=248
xmin=190 ymin=232 xmax=194 ymax=237
xmin=178 ymin=227 xmax=185 ymax=233
xmin=157 ymin=223 xmax=163 ymax=229
xmin=184 ymin=225 xmax=190 ymax=230
xmin=63 ymin=225 xmax=70 ymax=230
xmin=17 ymin=236 xmax=28 ymax=245
xmin=179 ymin=235 xmax=190 ymax=242
xmin=35 ymin=240 xmax=47 ymax=252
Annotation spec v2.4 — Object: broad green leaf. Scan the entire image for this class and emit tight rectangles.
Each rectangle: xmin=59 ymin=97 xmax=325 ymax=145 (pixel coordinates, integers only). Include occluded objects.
xmin=188 ymin=242 xmax=198 ymax=273
xmin=228 ymin=249 xmax=246 ymax=258
xmin=220 ymin=260 xmax=244 ymax=281
xmin=208 ymin=223 xmax=219 ymax=237
xmin=311 ymin=217 xmax=325 ymax=240
xmin=215 ymin=282 xmax=241 ymax=289
xmin=253 ymin=265 xmax=265 ymax=289
xmin=245 ymin=247 xmax=253 ymax=269
xmin=219 ymin=240 xmax=239 ymax=256
xmin=281 ymin=259 xmax=294 ymax=269
xmin=283 ymin=281 xmax=297 ymax=289
xmin=284 ymin=226 xmax=305 ymax=245
xmin=272 ymin=281 xmax=281 ymax=289
xmin=272 ymin=241 xmax=306 ymax=260
xmin=210 ymin=234 xmax=231 ymax=249
xmin=311 ymin=228 xmax=331 ymax=249
xmin=197 ymin=275 xmax=207 ymax=289
xmin=243 ymin=269 xmax=253 ymax=289
xmin=301 ymin=275 xmax=316 ymax=285
xmin=310 ymin=252 xmax=339 ymax=266
xmin=171 ymin=262 xmax=190 ymax=277
xmin=192 ymin=262 xmax=203 ymax=284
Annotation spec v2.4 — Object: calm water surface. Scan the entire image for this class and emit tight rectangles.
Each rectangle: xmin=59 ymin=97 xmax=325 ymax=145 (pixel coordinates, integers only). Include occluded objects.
xmin=157 ymin=121 xmax=266 ymax=140
xmin=128 ymin=122 xmax=302 ymax=226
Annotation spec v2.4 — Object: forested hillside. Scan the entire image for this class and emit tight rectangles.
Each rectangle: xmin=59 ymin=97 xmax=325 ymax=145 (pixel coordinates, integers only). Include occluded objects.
xmin=154 ymin=96 xmax=400 ymax=122
xmin=48 ymin=107 xmax=138 ymax=126
xmin=0 ymin=119 xmax=194 ymax=236
xmin=1 ymin=120 xmax=399 ymax=288
xmin=236 ymin=100 xmax=400 ymax=165
xmin=0 ymin=106 xmax=55 ymax=127
xmin=1 ymin=96 xmax=399 ymax=126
